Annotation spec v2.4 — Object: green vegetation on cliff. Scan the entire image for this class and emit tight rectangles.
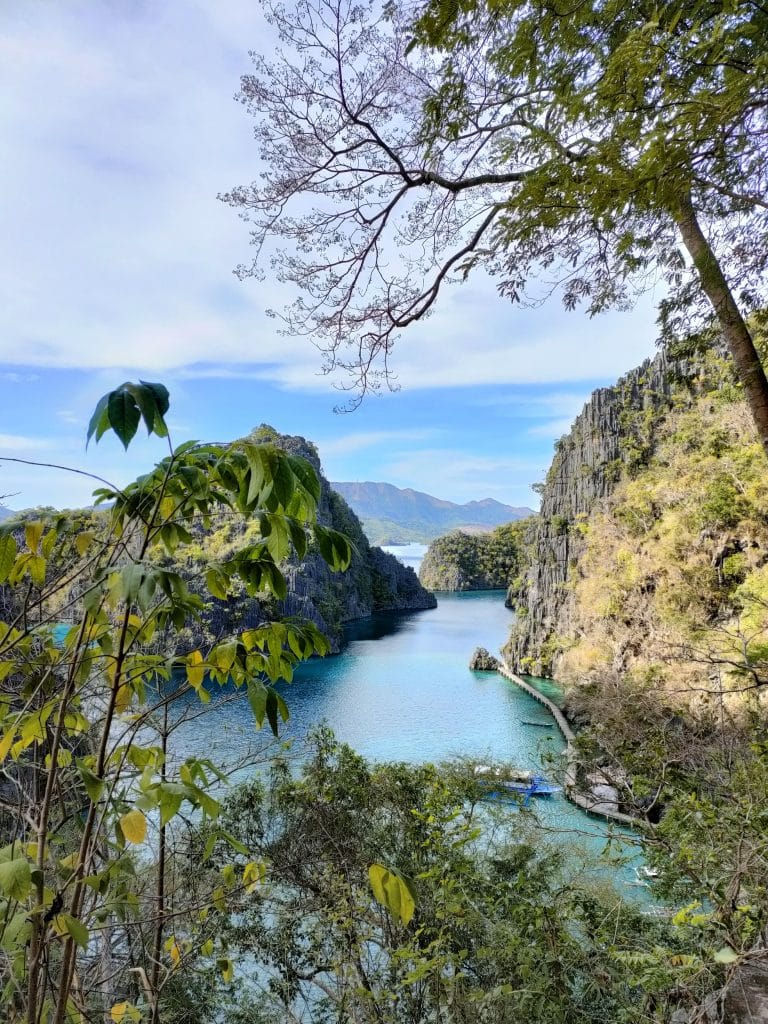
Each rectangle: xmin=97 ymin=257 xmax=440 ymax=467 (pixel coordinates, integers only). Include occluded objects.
xmin=511 ymin=344 xmax=768 ymax=697
xmin=419 ymin=520 xmax=532 ymax=591
xmin=503 ymin=342 xmax=768 ymax=1017
xmin=150 ymin=425 xmax=436 ymax=652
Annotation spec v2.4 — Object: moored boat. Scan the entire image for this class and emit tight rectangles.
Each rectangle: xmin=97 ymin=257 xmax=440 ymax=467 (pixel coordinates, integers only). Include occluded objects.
xmin=473 ymin=765 xmax=561 ymax=798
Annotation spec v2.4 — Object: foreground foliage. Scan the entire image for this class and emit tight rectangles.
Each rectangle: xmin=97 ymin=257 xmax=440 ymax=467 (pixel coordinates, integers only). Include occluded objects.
xmin=0 ymin=382 xmax=351 ymax=1023
xmin=171 ymin=730 xmax=746 ymax=1024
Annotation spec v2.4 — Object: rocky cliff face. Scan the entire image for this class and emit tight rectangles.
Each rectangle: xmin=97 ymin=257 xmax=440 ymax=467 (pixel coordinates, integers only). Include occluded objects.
xmin=178 ymin=427 xmax=435 ymax=653
xmin=505 ymin=351 xmax=686 ymax=674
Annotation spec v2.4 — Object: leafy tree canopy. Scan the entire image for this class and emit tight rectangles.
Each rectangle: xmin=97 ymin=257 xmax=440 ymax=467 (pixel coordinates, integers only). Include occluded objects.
xmin=225 ymin=0 xmax=768 ymax=445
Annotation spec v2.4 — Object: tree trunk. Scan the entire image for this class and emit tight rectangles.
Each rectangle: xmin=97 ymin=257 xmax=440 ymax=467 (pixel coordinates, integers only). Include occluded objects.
xmin=674 ymin=192 xmax=768 ymax=458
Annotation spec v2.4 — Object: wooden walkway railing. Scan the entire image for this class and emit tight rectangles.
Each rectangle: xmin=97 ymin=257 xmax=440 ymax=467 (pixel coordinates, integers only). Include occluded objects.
xmin=496 ymin=663 xmax=641 ymax=828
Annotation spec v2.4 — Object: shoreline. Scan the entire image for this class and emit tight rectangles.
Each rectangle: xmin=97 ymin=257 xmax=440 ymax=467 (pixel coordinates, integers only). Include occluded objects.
xmin=496 ymin=663 xmax=641 ymax=828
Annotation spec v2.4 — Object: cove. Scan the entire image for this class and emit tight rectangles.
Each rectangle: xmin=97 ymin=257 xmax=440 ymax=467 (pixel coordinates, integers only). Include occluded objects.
xmin=169 ymin=590 xmax=649 ymax=900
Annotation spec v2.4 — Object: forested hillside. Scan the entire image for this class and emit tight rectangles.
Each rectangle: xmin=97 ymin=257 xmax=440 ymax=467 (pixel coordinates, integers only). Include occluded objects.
xmin=331 ymin=480 xmax=531 ymax=544
xmin=166 ymin=427 xmax=435 ymax=651
xmin=419 ymin=519 xmax=532 ymax=591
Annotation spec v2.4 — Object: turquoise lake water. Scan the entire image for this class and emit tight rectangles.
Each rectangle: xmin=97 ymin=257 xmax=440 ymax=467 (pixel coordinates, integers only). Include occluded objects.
xmin=166 ymin=590 xmax=649 ymax=900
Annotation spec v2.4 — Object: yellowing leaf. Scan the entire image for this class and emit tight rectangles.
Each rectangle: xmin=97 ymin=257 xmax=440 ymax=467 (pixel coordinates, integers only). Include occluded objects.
xmin=75 ymin=532 xmax=94 ymax=556
xmin=110 ymin=1003 xmax=128 ymax=1023
xmin=114 ymin=684 xmax=132 ymax=714
xmin=186 ymin=650 xmax=206 ymax=689
xmin=165 ymin=935 xmax=182 ymax=967
xmin=368 ymin=863 xmax=416 ymax=926
xmin=714 ymin=945 xmax=739 ymax=965
xmin=120 ymin=809 xmax=147 ymax=845
xmin=217 ymin=956 xmax=234 ymax=983
xmin=25 ymin=521 xmax=43 ymax=554
xmin=159 ymin=496 xmax=177 ymax=520
xmin=0 ymin=728 xmax=16 ymax=763
xmin=243 ymin=861 xmax=266 ymax=893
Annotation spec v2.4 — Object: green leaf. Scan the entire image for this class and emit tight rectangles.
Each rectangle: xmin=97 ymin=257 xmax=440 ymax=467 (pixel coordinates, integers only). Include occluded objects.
xmin=286 ymin=454 xmax=320 ymax=504
xmin=314 ymin=525 xmax=353 ymax=571
xmin=247 ymin=681 xmax=267 ymax=729
xmin=0 ymin=910 xmax=32 ymax=951
xmin=271 ymin=456 xmax=294 ymax=508
xmin=139 ymin=380 xmax=170 ymax=417
xmin=0 ymin=857 xmax=32 ymax=902
xmin=107 ymin=389 xmax=141 ymax=449
xmin=129 ymin=382 xmax=167 ymax=437
xmin=0 ymin=535 xmax=17 ymax=584
xmin=205 ymin=568 xmax=229 ymax=601
xmin=265 ymin=687 xmax=279 ymax=737
xmin=368 ymin=863 xmax=416 ymax=926
xmin=59 ymin=913 xmax=89 ymax=949
xmin=76 ymin=760 xmax=105 ymax=804
xmin=86 ymin=393 xmax=110 ymax=447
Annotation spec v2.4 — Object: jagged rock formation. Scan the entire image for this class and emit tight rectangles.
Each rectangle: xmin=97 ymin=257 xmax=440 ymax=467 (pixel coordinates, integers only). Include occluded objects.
xmin=176 ymin=427 xmax=436 ymax=653
xmin=469 ymin=647 xmax=500 ymax=671
xmin=505 ymin=350 xmax=689 ymax=674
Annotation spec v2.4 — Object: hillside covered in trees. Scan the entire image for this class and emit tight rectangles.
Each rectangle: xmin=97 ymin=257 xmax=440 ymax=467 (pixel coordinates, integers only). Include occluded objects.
xmin=418 ymin=519 xmax=531 ymax=591
xmin=331 ymin=481 xmax=531 ymax=544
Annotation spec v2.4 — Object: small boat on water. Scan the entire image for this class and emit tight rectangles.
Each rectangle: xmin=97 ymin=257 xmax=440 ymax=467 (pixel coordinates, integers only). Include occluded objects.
xmin=473 ymin=765 xmax=561 ymax=799
xmin=520 ymin=719 xmax=554 ymax=729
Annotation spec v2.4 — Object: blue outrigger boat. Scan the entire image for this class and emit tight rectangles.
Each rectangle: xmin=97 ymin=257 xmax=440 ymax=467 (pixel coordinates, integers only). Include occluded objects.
xmin=474 ymin=766 xmax=561 ymax=805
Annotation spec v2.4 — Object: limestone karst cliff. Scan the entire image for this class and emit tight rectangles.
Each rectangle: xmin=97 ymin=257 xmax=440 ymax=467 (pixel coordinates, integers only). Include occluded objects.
xmin=505 ymin=351 xmax=682 ymax=674
xmin=173 ymin=426 xmax=436 ymax=652
xmin=505 ymin=343 xmax=768 ymax=690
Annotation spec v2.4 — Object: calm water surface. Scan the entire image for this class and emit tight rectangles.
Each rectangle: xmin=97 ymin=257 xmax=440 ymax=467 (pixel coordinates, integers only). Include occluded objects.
xmin=170 ymin=590 xmax=648 ymax=899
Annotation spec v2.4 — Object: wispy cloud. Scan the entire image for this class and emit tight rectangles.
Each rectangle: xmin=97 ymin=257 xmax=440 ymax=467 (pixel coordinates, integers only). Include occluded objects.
xmin=317 ymin=429 xmax=442 ymax=458
xmin=526 ymin=417 xmax=577 ymax=439
xmin=1 ymin=372 xmax=39 ymax=383
xmin=0 ymin=2 xmax=657 ymax=393
xmin=0 ymin=434 xmax=57 ymax=452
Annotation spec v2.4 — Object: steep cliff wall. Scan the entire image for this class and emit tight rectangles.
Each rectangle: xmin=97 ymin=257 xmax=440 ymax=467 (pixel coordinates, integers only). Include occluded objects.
xmin=505 ymin=351 xmax=686 ymax=674
xmin=174 ymin=427 xmax=435 ymax=653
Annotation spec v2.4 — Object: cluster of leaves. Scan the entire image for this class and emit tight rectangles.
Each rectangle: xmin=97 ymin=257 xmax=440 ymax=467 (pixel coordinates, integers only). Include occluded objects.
xmin=167 ymin=730 xmax=731 ymax=1024
xmin=0 ymin=382 xmax=352 ymax=1023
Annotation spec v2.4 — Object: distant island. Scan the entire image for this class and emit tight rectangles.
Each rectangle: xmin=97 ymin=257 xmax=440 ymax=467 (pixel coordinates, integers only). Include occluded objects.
xmin=330 ymin=481 xmax=533 ymax=545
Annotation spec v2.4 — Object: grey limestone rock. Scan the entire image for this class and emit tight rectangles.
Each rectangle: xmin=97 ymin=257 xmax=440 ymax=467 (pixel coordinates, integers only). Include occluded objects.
xmin=469 ymin=647 xmax=500 ymax=672
xmin=505 ymin=351 xmax=696 ymax=675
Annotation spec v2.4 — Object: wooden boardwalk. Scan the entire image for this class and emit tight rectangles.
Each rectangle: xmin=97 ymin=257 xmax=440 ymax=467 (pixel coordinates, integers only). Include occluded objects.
xmin=496 ymin=663 xmax=641 ymax=828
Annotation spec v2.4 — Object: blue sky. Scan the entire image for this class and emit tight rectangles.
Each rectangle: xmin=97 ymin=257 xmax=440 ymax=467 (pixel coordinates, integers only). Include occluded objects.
xmin=0 ymin=0 xmax=659 ymax=512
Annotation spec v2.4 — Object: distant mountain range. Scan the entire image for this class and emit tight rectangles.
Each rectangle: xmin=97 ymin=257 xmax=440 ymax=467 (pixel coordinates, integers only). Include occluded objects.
xmin=331 ymin=481 xmax=533 ymax=545
xmin=0 ymin=505 xmax=13 ymax=522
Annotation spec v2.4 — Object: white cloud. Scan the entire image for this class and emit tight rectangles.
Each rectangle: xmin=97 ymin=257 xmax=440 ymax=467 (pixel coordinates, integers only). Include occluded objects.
xmin=526 ymin=417 xmax=578 ymax=439
xmin=0 ymin=1 xmax=660 ymax=394
xmin=0 ymin=434 xmax=57 ymax=452
xmin=317 ymin=429 xmax=442 ymax=458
